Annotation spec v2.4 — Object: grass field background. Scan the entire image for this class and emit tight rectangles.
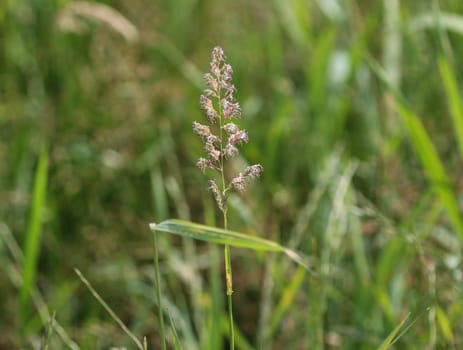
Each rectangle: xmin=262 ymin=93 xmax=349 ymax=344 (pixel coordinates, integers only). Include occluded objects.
xmin=2 ymin=0 xmax=463 ymax=348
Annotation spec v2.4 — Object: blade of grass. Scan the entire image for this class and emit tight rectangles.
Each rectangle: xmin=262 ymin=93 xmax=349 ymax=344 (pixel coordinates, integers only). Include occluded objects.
xmin=395 ymin=102 xmax=463 ymax=238
xmin=20 ymin=145 xmax=48 ymax=328
xmin=74 ymin=268 xmax=144 ymax=350
xmin=438 ymin=56 xmax=463 ymax=159
xmin=149 ymin=219 xmax=311 ymax=271
xmin=368 ymin=57 xmax=463 ymax=240
xmin=378 ymin=308 xmax=429 ymax=350
xmin=377 ymin=313 xmax=410 ymax=350
xmin=435 ymin=305 xmax=455 ymax=344
xmin=270 ymin=265 xmax=306 ymax=335
xmin=168 ymin=311 xmax=184 ymax=350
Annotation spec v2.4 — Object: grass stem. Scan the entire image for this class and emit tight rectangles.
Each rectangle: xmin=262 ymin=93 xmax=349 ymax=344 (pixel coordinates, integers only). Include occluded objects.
xmin=153 ymin=231 xmax=167 ymax=350
xmin=223 ymin=210 xmax=235 ymax=350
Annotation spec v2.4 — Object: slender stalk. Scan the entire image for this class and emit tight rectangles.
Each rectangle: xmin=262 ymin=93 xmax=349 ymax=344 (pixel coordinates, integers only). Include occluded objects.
xmin=217 ymin=67 xmax=235 ymax=350
xmin=153 ymin=232 xmax=167 ymax=350
xmin=223 ymin=214 xmax=235 ymax=350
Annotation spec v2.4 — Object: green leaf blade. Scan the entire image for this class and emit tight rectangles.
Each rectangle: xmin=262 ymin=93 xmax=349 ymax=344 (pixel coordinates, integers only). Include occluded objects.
xmin=150 ymin=219 xmax=284 ymax=252
xmin=395 ymin=103 xmax=463 ymax=239
xmin=438 ymin=56 xmax=463 ymax=159
xmin=377 ymin=313 xmax=410 ymax=350
xmin=150 ymin=220 xmax=311 ymax=271
xmin=367 ymin=56 xmax=463 ymax=241
xmin=21 ymin=145 xmax=49 ymax=328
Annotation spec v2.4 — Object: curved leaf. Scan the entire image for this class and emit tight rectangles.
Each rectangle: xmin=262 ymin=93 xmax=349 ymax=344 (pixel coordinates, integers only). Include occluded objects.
xmin=150 ymin=219 xmax=311 ymax=271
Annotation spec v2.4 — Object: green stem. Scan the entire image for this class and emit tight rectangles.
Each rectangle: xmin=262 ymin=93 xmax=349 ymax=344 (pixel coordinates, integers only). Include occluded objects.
xmin=153 ymin=232 xmax=166 ymax=350
xmin=223 ymin=213 xmax=235 ymax=350
xmin=218 ymin=71 xmax=235 ymax=350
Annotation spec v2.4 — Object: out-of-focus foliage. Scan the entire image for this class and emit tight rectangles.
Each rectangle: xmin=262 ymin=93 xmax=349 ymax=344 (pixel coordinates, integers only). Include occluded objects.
xmin=2 ymin=0 xmax=463 ymax=348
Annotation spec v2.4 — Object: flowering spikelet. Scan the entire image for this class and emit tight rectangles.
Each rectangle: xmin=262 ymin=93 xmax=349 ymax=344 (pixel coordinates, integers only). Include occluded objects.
xmin=209 ymin=179 xmax=225 ymax=212
xmin=230 ymin=165 xmax=264 ymax=193
xmin=192 ymin=121 xmax=211 ymax=140
xmin=193 ymin=46 xmax=263 ymax=212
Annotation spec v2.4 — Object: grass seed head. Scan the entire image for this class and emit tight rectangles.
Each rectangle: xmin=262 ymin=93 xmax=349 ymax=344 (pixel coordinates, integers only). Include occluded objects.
xmin=194 ymin=46 xmax=263 ymax=212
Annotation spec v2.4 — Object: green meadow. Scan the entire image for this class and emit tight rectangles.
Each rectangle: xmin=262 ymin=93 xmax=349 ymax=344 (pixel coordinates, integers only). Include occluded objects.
xmin=2 ymin=0 xmax=463 ymax=348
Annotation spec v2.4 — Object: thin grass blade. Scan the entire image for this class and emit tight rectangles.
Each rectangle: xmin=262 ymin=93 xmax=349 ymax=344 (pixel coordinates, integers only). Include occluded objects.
xmin=21 ymin=145 xmax=48 ymax=327
xmin=368 ymin=57 xmax=463 ymax=240
xmin=168 ymin=311 xmax=183 ymax=350
xmin=395 ymin=102 xmax=463 ymax=239
xmin=377 ymin=313 xmax=410 ymax=350
xmin=74 ymin=269 xmax=144 ymax=350
xmin=270 ymin=266 xmax=306 ymax=335
xmin=435 ymin=305 xmax=455 ymax=343
xmin=438 ymin=56 xmax=463 ymax=159
xmin=150 ymin=219 xmax=310 ymax=270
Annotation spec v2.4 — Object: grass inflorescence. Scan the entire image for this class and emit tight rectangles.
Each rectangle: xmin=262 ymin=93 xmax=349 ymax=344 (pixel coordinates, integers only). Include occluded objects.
xmin=193 ymin=46 xmax=263 ymax=348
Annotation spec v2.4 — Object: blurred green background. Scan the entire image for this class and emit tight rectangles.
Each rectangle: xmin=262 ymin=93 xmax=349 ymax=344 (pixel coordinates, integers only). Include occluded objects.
xmin=2 ymin=0 xmax=463 ymax=348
